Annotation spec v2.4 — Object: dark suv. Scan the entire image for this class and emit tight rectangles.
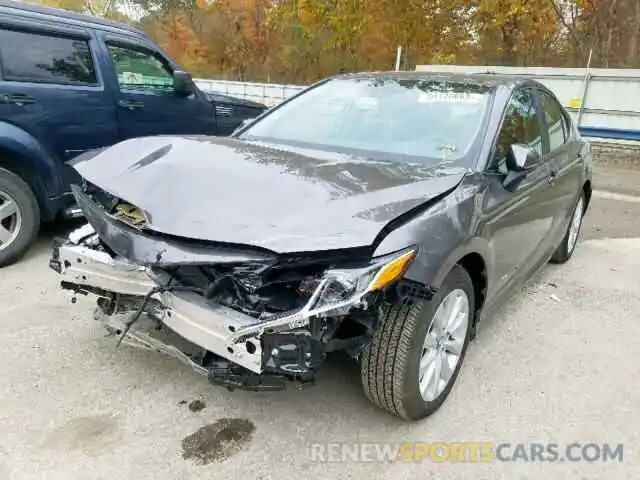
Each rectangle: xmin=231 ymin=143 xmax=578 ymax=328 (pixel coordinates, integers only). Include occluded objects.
xmin=0 ymin=0 xmax=266 ymax=267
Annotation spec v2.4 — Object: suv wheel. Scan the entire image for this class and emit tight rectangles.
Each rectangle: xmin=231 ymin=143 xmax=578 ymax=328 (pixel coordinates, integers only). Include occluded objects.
xmin=0 ymin=167 xmax=40 ymax=267
xmin=361 ymin=265 xmax=474 ymax=420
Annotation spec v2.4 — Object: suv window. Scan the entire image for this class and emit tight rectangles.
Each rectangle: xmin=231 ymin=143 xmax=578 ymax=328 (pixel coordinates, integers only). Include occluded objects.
xmin=107 ymin=44 xmax=173 ymax=91
xmin=0 ymin=28 xmax=97 ymax=85
xmin=492 ymin=88 xmax=543 ymax=172
xmin=539 ymin=91 xmax=568 ymax=152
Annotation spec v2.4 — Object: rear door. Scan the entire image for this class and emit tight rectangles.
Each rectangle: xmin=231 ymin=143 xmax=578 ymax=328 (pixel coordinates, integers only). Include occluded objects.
xmin=483 ymin=87 xmax=557 ymax=298
xmin=96 ymin=33 xmax=216 ymax=140
xmin=536 ymin=88 xmax=583 ymax=242
xmin=0 ymin=22 xmax=118 ymax=185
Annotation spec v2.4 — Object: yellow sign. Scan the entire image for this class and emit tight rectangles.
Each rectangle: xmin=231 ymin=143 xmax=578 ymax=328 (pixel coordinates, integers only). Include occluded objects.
xmin=568 ymin=96 xmax=582 ymax=109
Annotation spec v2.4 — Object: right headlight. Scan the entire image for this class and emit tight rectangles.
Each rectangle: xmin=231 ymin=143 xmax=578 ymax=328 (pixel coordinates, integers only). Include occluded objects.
xmin=228 ymin=248 xmax=418 ymax=341
xmin=305 ymin=248 xmax=417 ymax=315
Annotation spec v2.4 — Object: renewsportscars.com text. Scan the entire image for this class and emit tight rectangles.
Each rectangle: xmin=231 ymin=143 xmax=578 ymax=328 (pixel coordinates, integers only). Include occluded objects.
xmin=309 ymin=442 xmax=624 ymax=463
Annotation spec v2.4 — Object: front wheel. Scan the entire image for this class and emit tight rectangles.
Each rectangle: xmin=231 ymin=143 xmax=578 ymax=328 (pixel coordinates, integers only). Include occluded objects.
xmin=550 ymin=191 xmax=585 ymax=264
xmin=0 ymin=167 xmax=40 ymax=267
xmin=361 ymin=265 xmax=474 ymax=420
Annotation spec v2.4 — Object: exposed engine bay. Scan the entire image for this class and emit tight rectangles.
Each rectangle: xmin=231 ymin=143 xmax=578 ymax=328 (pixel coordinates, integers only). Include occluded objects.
xmin=165 ymin=262 xmax=325 ymax=319
xmin=49 ymin=181 xmax=436 ymax=391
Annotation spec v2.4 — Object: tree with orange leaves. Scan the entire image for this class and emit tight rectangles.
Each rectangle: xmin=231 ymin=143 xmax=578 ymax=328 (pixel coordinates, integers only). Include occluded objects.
xmin=36 ymin=0 xmax=640 ymax=82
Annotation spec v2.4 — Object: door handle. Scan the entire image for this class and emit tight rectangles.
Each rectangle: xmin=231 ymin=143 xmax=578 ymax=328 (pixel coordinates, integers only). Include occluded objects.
xmin=1 ymin=93 xmax=36 ymax=105
xmin=118 ymin=99 xmax=144 ymax=110
xmin=547 ymin=168 xmax=558 ymax=185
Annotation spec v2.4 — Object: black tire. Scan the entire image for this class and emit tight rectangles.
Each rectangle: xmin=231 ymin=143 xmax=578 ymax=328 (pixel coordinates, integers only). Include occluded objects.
xmin=361 ymin=265 xmax=475 ymax=420
xmin=550 ymin=191 xmax=586 ymax=264
xmin=0 ymin=167 xmax=40 ymax=267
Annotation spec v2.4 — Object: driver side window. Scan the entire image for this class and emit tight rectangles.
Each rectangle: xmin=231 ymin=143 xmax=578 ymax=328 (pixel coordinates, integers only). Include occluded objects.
xmin=492 ymin=88 xmax=543 ymax=174
xmin=107 ymin=43 xmax=174 ymax=92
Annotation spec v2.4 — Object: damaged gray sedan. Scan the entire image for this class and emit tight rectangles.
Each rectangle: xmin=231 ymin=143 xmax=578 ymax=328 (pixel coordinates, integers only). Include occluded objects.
xmin=50 ymin=72 xmax=592 ymax=420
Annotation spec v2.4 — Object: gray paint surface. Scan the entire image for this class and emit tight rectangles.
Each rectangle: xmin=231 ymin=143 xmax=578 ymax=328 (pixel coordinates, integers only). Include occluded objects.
xmin=71 ymin=135 xmax=466 ymax=253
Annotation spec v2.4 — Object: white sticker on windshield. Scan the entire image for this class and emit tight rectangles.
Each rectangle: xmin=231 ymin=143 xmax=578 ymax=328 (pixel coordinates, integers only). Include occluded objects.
xmin=418 ymin=92 xmax=484 ymax=103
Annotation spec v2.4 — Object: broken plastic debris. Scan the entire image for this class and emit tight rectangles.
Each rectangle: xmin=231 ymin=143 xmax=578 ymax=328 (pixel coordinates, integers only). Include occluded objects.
xmin=549 ymin=294 xmax=560 ymax=302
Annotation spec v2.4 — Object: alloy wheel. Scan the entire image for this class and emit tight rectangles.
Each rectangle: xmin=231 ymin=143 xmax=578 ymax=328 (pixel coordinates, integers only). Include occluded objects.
xmin=567 ymin=196 xmax=584 ymax=254
xmin=419 ymin=288 xmax=470 ymax=402
xmin=0 ymin=190 xmax=22 ymax=253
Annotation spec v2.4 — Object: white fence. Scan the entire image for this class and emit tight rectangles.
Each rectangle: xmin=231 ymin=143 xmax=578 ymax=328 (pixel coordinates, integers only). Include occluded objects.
xmin=195 ymin=79 xmax=304 ymax=106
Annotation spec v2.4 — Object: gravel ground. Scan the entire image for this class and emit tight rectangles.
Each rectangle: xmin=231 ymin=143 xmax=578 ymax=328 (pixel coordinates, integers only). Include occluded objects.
xmin=0 ymin=164 xmax=639 ymax=480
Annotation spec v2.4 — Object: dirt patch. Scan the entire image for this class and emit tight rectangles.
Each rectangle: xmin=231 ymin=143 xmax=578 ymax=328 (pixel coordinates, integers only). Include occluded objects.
xmin=188 ymin=400 xmax=206 ymax=413
xmin=181 ymin=418 xmax=255 ymax=465
xmin=42 ymin=413 xmax=121 ymax=452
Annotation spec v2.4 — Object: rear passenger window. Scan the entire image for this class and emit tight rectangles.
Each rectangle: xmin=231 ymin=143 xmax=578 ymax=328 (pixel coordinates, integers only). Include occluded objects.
xmin=539 ymin=91 xmax=568 ymax=152
xmin=0 ymin=28 xmax=97 ymax=85
xmin=107 ymin=44 xmax=174 ymax=91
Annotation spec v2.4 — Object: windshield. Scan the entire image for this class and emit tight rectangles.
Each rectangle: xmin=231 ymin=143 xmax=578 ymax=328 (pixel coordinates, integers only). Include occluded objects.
xmin=239 ymin=77 xmax=493 ymax=165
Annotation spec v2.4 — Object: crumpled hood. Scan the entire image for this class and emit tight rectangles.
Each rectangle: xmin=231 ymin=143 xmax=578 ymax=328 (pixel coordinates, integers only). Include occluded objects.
xmin=70 ymin=136 xmax=466 ymax=253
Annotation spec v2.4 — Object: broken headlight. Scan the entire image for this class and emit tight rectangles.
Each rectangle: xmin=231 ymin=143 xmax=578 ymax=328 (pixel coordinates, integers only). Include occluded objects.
xmin=228 ymin=248 xmax=418 ymax=341
xmin=305 ymin=248 xmax=417 ymax=315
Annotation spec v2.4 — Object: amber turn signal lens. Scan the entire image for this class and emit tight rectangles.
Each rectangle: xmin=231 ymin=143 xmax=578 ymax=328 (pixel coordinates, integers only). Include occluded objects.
xmin=367 ymin=250 xmax=416 ymax=292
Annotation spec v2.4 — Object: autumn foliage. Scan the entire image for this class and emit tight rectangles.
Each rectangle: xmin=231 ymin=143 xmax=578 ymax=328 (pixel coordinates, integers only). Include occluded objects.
xmin=40 ymin=0 xmax=640 ymax=83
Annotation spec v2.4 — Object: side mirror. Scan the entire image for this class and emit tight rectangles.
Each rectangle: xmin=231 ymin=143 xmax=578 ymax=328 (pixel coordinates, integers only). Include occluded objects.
xmin=173 ymin=70 xmax=194 ymax=96
xmin=502 ymin=144 xmax=542 ymax=191
xmin=506 ymin=143 xmax=541 ymax=172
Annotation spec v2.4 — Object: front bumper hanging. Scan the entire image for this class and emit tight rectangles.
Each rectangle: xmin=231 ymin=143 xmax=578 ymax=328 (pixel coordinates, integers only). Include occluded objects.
xmin=50 ymin=225 xmax=327 ymax=390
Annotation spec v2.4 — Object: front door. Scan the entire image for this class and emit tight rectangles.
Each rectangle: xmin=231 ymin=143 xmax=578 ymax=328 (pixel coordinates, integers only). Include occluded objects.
xmin=98 ymin=35 xmax=216 ymax=140
xmin=0 ymin=24 xmax=118 ymax=187
xmin=482 ymin=87 xmax=557 ymax=300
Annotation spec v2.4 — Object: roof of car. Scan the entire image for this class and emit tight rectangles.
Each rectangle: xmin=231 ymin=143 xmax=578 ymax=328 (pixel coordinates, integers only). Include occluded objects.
xmin=0 ymin=0 xmax=145 ymax=37
xmin=336 ymin=70 xmax=538 ymax=88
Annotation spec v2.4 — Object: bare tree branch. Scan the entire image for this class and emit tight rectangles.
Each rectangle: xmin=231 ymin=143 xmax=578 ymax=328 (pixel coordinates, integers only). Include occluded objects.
xmin=550 ymin=0 xmax=582 ymax=54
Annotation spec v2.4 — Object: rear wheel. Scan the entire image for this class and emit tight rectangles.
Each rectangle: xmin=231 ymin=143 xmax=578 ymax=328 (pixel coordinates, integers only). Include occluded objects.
xmin=550 ymin=191 xmax=585 ymax=264
xmin=0 ymin=167 xmax=40 ymax=267
xmin=361 ymin=265 xmax=474 ymax=420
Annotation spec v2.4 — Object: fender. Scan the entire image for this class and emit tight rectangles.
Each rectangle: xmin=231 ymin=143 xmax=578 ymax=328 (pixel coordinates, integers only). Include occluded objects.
xmin=0 ymin=120 xmax=66 ymax=219
xmin=430 ymin=236 xmax=492 ymax=293
xmin=373 ymin=178 xmax=491 ymax=288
